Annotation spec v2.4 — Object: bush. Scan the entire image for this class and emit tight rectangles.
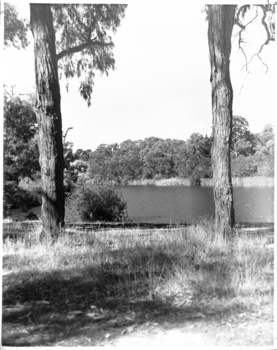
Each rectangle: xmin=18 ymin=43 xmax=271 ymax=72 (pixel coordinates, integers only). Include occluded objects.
xmin=4 ymin=180 xmax=41 ymax=216
xmin=65 ymin=182 xmax=129 ymax=223
xmin=190 ymin=173 xmax=201 ymax=186
xmin=255 ymin=155 xmax=274 ymax=176
xmin=231 ymin=155 xmax=258 ymax=177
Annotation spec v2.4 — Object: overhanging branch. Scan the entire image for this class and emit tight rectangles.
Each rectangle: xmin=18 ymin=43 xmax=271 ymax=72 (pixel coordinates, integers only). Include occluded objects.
xmin=235 ymin=4 xmax=275 ymax=74
xmin=57 ymin=40 xmax=113 ymax=61
xmin=235 ymin=7 xmax=259 ymax=73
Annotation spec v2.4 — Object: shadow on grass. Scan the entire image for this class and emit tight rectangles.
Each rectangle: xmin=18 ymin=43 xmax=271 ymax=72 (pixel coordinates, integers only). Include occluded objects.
xmin=2 ymin=245 xmax=257 ymax=346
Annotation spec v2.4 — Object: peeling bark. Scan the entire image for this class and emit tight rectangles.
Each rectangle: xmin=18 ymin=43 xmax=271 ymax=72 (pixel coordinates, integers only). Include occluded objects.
xmin=30 ymin=4 xmax=64 ymax=242
xmin=208 ymin=5 xmax=236 ymax=236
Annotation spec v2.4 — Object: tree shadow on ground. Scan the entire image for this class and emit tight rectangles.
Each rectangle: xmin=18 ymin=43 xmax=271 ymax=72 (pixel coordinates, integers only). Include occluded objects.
xmin=2 ymin=245 xmax=264 ymax=346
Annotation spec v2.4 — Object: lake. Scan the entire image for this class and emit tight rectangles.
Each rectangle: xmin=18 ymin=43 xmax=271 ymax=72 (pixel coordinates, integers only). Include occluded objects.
xmin=117 ymin=186 xmax=274 ymax=224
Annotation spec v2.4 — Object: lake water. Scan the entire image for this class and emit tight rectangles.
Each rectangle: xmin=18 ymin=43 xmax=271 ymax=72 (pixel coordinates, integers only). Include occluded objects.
xmin=118 ymin=186 xmax=274 ymax=224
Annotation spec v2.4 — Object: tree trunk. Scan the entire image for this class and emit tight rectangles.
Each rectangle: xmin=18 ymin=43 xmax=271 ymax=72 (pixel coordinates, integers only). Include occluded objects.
xmin=208 ymin=5 xmax=236 ymax=236
xmin=30 ymin=4 xmax=64 ymax=242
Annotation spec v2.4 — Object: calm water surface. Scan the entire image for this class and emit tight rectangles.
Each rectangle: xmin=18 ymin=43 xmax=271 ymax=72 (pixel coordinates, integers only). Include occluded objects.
xmin=118 ymin=186 xmax=274 ymax=224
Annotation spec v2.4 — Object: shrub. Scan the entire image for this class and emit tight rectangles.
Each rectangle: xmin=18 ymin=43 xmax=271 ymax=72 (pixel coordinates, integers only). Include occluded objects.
xmin=4 ymin=180 xmax=41 ymax=216
xmin=65 ymin=182 xmax=129 ymax=223
xmin=231 ymin=155 xmax=257 ymax=177
xmin=25 ymin=211 xmax=39 ymax=220
xmin=189 ymin=171 xmax=202 ymax=186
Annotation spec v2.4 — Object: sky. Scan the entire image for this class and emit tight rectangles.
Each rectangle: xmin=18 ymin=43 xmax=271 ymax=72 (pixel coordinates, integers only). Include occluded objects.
xmin=2 ymin=1 xmax=276 ymax=152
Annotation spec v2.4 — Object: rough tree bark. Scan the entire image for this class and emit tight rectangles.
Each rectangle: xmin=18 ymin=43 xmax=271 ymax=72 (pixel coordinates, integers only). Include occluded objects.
xmin=30 ymin=4 xmax=64 ymax=242
xmin=208 ymin=5 xmax=236 ymax=236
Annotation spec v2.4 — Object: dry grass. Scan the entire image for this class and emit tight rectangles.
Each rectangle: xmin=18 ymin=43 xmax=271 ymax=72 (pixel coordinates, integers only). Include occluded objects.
xmin=3 ymin=221 xmax=273 ymax=309
xmin=2 ymin=220 xmax=274 ymax=346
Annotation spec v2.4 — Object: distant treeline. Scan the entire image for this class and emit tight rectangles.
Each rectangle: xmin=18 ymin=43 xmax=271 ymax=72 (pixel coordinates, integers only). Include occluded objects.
xmin=65 ymin=116 xmax=274 ymax=186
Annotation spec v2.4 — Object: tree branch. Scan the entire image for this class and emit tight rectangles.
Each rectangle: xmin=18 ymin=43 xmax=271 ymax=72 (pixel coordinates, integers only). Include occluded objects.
xmin=63 ymin=127 xmax=73 ymax=143
xmin=235 ymin=4 xmax=275 ymax=74
xmin=236 ymin=8 xmax=259 ymax=73
xmin=67 ymin=5 xmax=89 ymax=42
xmin=57 ymin=40 xmax=113 ymax=61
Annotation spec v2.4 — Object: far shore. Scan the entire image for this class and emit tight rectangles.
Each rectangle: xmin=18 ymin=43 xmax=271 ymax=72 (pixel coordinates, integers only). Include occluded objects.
xmin=126 ymin=176 xmax=274 ymax=187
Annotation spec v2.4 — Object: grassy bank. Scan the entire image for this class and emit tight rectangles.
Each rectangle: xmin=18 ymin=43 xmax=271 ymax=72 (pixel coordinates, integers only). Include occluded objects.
xmin=2 ymin=221 xmax=273 ymax=346
xmin=128 ymin=176 xmax=274 ymax=187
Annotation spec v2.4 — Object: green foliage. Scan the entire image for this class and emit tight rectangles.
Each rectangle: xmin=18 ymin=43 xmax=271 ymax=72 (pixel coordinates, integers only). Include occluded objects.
xmin=89 ymin=137 xmax=183 ymax=183
xmin=88 ymin=120 xmax=273 ymax=184
xmin=230 ymin=120 xmax=274 ymax=177
xmin=253 ymin=155 xmax=274 ymax=176
xmin=258 ymin=124 xmax=274 ymax=144
xmin=231 ymin=155 xmax=258 ymax=177
xmin=4 ymin=181 xmax=40 ymax=215
xmin=3 ymin=93 xmax=96 ymax=208
xmin=177 ymin=133 xmax=212 ymax=184
xmin=142 ymin=139 xmax=180 ymax=180
xmin=64 ymin=150 xmax=92 ymax=193
xmin=4 ymin=3 xmax=29 ymax=49
xmin=90 ymin=142 xmax=144 ymax=183
xmin=65 ymin=182 xmax=129 ymax=222
xmin=251 ymin=124 xmax=274 ymax=176
xmin=52 ymin=4 xmax=127 ymax=106
xmin=231 ymin=116 xmax=256 ymax=158
xmin=4 ymin=95 xmax=41 ymax=212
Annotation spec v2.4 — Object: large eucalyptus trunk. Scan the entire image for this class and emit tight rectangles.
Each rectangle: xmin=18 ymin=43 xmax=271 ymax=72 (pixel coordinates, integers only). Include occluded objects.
xmin=208 ymin=5 xmax=236 ymax=236
xmin=30 ymin=4 xmax=64 ymax=242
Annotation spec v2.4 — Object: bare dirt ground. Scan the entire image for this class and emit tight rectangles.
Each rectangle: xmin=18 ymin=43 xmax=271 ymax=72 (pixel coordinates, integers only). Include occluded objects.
xmin=107 ymin=310 xmax=274 ymax=347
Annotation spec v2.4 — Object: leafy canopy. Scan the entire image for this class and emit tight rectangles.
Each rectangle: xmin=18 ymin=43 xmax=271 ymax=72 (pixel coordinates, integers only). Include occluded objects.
xmin=4 ymin=4 xmax=127 ymax=106
xmin=4 ymin=95 xmax=40 ymax=181
xmin=4 ymin=3 xmax=29 ymax=49
xmin=3 ymin=95 xmax=41 ymax=212
xmin=231 ymin=116 xmax=255 ymax=158
xmin=52 ymin=4 xmax=127 ymax=105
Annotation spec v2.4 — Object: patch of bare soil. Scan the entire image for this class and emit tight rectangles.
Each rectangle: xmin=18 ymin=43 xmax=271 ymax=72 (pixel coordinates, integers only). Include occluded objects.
xmin=106 ymin=308 xmax=274 ymax=347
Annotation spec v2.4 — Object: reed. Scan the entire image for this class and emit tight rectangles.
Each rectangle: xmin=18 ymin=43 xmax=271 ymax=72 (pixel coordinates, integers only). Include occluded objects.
xmin=155 ymin=178 xmax=191 ymax=186
xmin=128 ymin=177 xmax=274 ymax=187
xmin=200 ymin=178 xmax=213 ymax=186
xmin=128 ymin=178 xmax=191 ymax=186
xmin=201 ymin=177 xmax=274 ymax=187
xmin=231 ymin=176 xmax=274 ymax=187
xmin=128 ymin=179 xmax=157 ymax=185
